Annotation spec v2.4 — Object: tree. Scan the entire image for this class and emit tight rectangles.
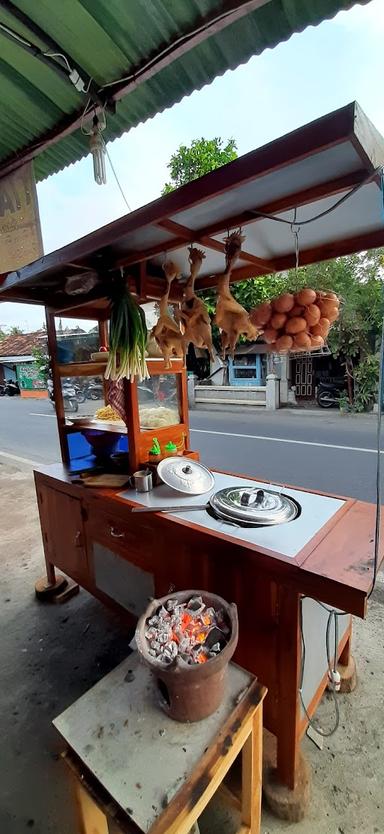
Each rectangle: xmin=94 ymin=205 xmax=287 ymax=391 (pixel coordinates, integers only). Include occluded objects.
xmin=0 ymin=327 xmax=6 ymax=341
xmin=32 ymin=346 xmax=49 ymax=384
xmin=8 ymin=325 xmax=24 ymax=335
xmin=162 ymin=137 xmax=237 ymax=194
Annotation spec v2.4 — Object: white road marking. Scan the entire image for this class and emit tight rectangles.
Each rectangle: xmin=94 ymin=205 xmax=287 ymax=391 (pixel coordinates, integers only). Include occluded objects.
xmin=190 ymin=428 xmax=381 ymax=454
xmin=29 ymin=412 xmax=56 ymax=417
xmin=0 ymin=450 xmax=41 ymax=467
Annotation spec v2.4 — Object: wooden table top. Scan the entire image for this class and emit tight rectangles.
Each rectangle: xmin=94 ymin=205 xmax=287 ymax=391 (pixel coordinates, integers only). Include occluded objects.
xmin=35 ymin=462 xmax=384 ymax=617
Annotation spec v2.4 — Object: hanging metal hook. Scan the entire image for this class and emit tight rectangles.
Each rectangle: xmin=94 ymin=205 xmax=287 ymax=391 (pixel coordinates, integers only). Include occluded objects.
xmin=290 ymin=221 xmax=301 ymax=275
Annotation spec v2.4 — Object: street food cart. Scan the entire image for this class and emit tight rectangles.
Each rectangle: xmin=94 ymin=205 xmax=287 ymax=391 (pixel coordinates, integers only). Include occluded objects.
xmin=1 ymin=103 xmax=384 ymax=817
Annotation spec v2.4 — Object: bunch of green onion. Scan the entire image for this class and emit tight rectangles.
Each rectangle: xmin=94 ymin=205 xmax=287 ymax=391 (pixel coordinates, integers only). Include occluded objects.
xmin=105 ymin=277 xmax=149 ymax=383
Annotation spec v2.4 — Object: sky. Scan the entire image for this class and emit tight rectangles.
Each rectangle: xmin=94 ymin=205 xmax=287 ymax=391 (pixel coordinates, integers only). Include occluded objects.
xmin=1 ymin=0 xmax=384 ymax=332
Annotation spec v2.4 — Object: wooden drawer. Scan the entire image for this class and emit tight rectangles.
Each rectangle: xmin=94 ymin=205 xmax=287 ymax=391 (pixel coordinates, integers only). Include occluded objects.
xmin=86 ymin=509 xmax=155 ymax=568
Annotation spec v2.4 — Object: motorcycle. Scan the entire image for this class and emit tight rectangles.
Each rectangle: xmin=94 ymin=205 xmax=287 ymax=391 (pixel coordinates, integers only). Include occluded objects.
xmin=316 ymin=380 xmax=345 ymax=408
xmin=48 ymin=379 xmax=78 ymax=413
xmin=84 ymin=380 xmax=104 ymax=401
xmin=0 ymin=380 xmax=20 ymax=396
xmin=73 ymin=382 xmax=87 ymax=403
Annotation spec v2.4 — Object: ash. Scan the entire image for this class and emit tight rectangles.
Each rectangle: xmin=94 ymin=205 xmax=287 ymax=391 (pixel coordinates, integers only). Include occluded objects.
xmin=145 ymin=596 xmax=230 ymax=665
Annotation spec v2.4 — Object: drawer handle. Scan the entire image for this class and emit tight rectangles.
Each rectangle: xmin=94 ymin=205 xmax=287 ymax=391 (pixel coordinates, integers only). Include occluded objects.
xmin=110 ymin=526 xmax=125 ymax=539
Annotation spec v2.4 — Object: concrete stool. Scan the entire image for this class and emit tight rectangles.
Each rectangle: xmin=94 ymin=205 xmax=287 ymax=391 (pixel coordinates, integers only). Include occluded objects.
xmin=54 ymin=652 xmax=267 ymax=834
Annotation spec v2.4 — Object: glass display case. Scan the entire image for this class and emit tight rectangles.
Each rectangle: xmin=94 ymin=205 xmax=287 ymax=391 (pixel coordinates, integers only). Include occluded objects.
xmin=56 ymin=318 xmax=100 ymax=364
xmin=47 ymin=313 xmax=195 ymax=474
xmin=138 ymin=372 xmax=181 ymax=430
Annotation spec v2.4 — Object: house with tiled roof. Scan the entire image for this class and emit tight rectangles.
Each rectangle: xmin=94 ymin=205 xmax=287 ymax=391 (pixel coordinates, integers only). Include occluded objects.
xmin=0 ymin=330 xmax=47 ymax=397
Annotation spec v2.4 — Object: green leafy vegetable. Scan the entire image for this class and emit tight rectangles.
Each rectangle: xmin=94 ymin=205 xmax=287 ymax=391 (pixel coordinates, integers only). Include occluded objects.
xmin=105 ymin=276 xmax=149 ymax=382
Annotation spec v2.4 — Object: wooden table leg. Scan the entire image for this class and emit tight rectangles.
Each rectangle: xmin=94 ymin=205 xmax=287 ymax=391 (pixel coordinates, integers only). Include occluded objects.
xmin=75 ymin=779 xmax=109 ymax=834
xmin=263 ymin=589 xmax=311 ymax=822
xmin=338 ymin=619 xmax=352 ymax=667
xmin=276 ymin=588 xmax=301 ymax=791
xmin=241 ymin=708 xmax=263 ymax=834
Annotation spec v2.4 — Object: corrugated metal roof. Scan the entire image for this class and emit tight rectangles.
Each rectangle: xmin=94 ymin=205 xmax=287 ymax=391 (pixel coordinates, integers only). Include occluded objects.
xmin=0 ymin=0 xmax=370 ymax=182
xmin=0 ymin=330 xmax=45 ymax=356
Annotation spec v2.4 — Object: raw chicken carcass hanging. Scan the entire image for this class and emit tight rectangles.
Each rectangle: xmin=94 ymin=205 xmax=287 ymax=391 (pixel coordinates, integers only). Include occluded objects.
xmin=151 ymin=261 xmax=184 ymax=367
xmin=175 ymin=246 xmax=214 ymax=360
xmin=215 ymin=231 xmax=260 ymax=357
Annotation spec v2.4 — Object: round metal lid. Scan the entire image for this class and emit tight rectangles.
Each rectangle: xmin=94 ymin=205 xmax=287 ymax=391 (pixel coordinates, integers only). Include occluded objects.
xmin=157 ymin=457 xmax=215 ymax=495
xmin=210 ymin=486 xmax=299 ymax=526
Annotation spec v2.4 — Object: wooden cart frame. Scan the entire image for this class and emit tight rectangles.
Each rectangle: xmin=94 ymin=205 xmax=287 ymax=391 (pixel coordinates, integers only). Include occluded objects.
xmin=2 ymin=102 xmax=384 ymax=799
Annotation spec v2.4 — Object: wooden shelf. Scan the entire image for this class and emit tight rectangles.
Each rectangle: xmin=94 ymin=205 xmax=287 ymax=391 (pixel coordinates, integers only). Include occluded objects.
xmin=58 ymin=358 xmax=185 ymax=378
xmin=65 ymin=418 xmax=127 ymax=434
xmin=64 ymin=418 xmax=184 ymax=436
xmin=58 ymin=362 xmax=107 ymax=377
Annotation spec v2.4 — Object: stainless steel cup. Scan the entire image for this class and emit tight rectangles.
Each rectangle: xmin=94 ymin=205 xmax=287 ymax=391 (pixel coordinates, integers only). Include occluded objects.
xmin=131 ymin=469 xmax=153 ymax=492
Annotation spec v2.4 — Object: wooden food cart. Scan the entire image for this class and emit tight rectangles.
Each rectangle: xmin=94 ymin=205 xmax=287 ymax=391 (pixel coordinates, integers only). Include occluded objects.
xmin=1 ymin=103 xmax=384 ymax=817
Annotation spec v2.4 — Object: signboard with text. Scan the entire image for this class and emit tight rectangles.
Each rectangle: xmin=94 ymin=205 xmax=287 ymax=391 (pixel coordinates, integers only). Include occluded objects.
xmin=0 ymin=162 xmax=43 ymax=273
xmin=16 ymin=362 xmax=45 ymax=391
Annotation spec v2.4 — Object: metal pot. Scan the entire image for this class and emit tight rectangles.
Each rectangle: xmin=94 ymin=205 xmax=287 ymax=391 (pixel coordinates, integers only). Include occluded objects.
xmin=157 ymin=457 xmax=214 ymax=495
xmin=136 ymin=590 xmax=238 ymax=722
xmin=209 ymin=486 xmax=299 ymax=527
xmin=131 ymin=485 xmax=300 ymax=528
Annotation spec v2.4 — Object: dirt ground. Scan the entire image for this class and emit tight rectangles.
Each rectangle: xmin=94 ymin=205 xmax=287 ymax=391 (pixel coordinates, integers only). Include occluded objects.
xmin=1 ymin=456 xmax=383 ymax=834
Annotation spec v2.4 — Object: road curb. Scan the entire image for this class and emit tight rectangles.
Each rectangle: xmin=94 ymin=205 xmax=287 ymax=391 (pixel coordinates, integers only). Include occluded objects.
xmin=0 ymin=450 xmax=40 ymax=469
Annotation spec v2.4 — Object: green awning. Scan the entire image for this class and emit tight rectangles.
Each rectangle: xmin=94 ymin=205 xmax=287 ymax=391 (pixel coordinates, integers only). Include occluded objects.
xmin=0 ymin=0 xmax=370 ymax=182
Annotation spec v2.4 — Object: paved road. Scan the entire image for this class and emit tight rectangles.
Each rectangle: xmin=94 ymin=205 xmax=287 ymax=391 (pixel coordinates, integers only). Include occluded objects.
xmin=0 ymin=396 xmax=382 ymax=501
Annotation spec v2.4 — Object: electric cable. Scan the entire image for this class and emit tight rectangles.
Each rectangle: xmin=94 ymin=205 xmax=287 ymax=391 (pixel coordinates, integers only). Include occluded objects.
xmin=368 ymin=293 xmax=384 ymax=598
xmin=101 ymin=134 xmax=132 ymax=213
xmin=0 ymin=19 xmax=91 ymax=92
xmin=249 ymin=168 xmax=382 ymax=227
xmin=43 ymin=51 xmax=72 ymax=72
xmin=299 ymin=596 xmax=341 ymax=738
xmin=101 ymin=4 xmax=253 ymax=91
xmin=0 ymin=20 xmax=31 ymax=46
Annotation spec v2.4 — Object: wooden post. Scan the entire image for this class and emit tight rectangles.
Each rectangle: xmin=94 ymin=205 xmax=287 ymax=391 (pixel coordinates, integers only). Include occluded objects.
xmin=98 ymin=319 xmax=109 ymax=405
xmin=241 ymin=709 xmax=263 ymax=833
xmin=276 ymin=588 xmax=301 ymax=790
xmin=123 ymin=377 xmax=141 ymax=472
xmin=45 ymin=308 xmax=69 ymax=465
xmin=75 ymin=779 xmax=109 ymax=834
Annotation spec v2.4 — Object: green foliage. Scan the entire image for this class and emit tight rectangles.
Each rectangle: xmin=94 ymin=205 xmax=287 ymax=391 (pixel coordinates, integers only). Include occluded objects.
xmin=338 ymin=391 xmax=352 ymax=414
xmin=298 ymin=251 xmax=384 ymax=361
xmin=32 ymin=346 xmax=49 ymax=383
xmin=162 ymin=137 xmax=237 ymax=194
xmin=353 ymin=354 xmax=380 ymax=412
xmin=0 ymin=327 xmax=6 ymax=341
xmin=8 ymin=325 xmax=24 ymax=335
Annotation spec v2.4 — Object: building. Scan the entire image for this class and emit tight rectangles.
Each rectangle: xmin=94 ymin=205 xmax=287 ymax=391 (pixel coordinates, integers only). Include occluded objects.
xmin=0 ymin=330 xmax=47 ymax=398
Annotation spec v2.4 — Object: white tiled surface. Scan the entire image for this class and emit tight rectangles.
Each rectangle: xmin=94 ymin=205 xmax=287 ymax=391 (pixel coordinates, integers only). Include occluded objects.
xmin=119 ymin=472 xmax=345 ymax=558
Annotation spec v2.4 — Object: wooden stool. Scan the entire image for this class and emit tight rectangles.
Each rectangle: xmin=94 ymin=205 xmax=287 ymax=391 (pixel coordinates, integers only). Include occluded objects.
xmin=54 ymin=653 xmax=267 ymax=834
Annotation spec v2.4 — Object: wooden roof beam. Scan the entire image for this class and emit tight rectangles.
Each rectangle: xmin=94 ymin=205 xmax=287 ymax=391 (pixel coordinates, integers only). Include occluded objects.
xmin=193 ymin=169 xmax=369 ymax=240
xmin=196 ymin=226 xmax=384 ymax=290
xmin=115 ymin=226 xmax=274 ymax=273
xmin=157 ymin=218 xmax=274 ymax=272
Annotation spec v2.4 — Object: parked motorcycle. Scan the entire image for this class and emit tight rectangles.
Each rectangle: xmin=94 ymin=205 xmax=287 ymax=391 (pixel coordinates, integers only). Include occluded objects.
xmin=48 ymin=379 xmax=78 ymax=413
xmin=316 ymin=380 xmax=345 ymax=408
xmin=84 ymin=380 xmax=104 ymax=401
xmin=73 ymin=382 xmax=87 ymax=403
xmin=0 ymin=380 xmax=20 ymax=396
